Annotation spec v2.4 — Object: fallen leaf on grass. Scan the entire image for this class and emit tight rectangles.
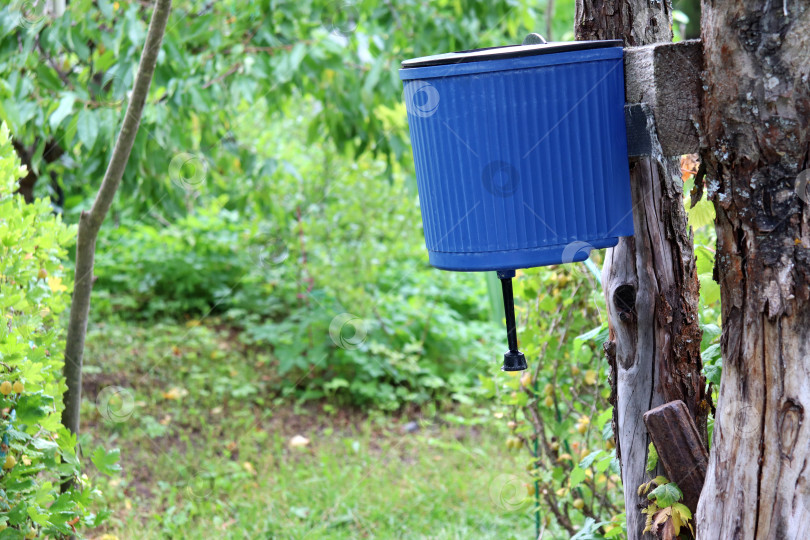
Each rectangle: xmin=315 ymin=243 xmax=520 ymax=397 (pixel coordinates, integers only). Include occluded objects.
xmin=162 ymin=387 xmax=188 ymax=401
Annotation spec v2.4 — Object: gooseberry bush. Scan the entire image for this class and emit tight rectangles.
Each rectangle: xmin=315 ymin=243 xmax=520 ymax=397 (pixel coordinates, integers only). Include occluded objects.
xmin=484 ymin=260 xmax=624 ymax=538
xmin=0 ymin=124 xmax=110 ymax=538
xmin=489 ymin=155 xmax=721 ymax=538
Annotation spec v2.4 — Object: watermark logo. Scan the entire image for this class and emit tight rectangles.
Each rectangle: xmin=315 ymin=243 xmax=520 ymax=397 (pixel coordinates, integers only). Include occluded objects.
xmin=329 ymin=313 xmax=367 ymax=350
xmin=186 ymin=469 xmax=214 ymax=499
xmin=723 ymin=398 xmax=761 ymax=440
xmin=94 ymin=74 xmax=128 ymax=108
xmin=488 ymin=473 xmax=525 ymax=511
xmin=13 ymin=0 xmax=47 ymax=28
xmin=403 ymin=81 xmax=440 ymax=118
xmin=322 ymin=1 xmax=358 ymax=36
xmin=96 ymin=386 xmax=136 ymax=423
xmin=481 ymin=161 xmax=520 ymax=198
xmin=561 ymin=241 xmax=593 ymax=265
xmin=169 ymin=152 xmax=208 ymax=190
xmin=561 ymin=241 xmax=594 ymax=279
xmin=249 ymin=237 xmax=289 ymax=268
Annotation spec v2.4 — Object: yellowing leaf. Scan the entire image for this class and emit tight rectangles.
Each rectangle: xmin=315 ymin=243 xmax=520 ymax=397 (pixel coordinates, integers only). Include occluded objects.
xmin=671 ymin=509 xmax=683 ymax=535
xmin=584 ymin=370 xmax=597 ymax=385
xmin=643 ymin=509 xmax=654 ymax=533
xmin=47 ymin=276 xmax=67 ymax=293
xmin=672 ymin=502 xmax=692 ymax=520
xmin=671 ymin=502 xmax=693 ymax=536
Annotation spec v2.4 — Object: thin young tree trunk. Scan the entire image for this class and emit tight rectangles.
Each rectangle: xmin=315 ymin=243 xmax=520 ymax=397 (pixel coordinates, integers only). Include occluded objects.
xmin=696 ymin=1 xmax=810 ymax=536
xmin=574 ymin=2 xmax=708 ymax=537
xmin=61 ymin=0 xmax=172 ymax=437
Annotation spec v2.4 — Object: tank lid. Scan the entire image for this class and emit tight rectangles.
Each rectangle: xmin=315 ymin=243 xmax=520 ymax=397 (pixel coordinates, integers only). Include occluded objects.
xmin=401 ymin=37 xmax=623 ymax=69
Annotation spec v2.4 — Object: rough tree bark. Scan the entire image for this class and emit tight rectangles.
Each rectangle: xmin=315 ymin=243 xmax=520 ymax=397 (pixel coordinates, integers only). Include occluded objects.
xmin=61 ymin=0 xmax=172 ymax=438
xmin=696 ymin=1 xmax=810 ymax=537
xmin=575 ymin=2 xmax=709 ymax=537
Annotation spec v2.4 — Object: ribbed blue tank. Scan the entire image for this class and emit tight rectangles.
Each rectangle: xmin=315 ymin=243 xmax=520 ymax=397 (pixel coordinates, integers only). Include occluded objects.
xmin=400 ymin=46 xmax=633 ymax=271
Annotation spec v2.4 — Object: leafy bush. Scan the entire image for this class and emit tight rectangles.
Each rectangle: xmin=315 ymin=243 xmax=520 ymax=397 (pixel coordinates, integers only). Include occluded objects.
xmin=92 ymin=197 xmax=270 ymax=319
xmin=91 ymin=200 xmax=500 ymax=409
xmin=0 ymin=125 xmax=108 ymax=538
xmin=485 ymin=260 xmax=625 ymax=538
xmin=91 ymin=123 xmax=503 ymax=409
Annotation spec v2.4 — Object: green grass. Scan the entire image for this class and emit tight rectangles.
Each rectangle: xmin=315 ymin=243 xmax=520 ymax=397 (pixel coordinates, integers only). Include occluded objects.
xmin=79 ymin=321 xmax=538 ymax=539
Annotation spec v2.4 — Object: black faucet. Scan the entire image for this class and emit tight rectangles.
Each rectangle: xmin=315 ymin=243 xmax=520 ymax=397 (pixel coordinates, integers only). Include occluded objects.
xmin=497 ymin=270 xmax=527 ymax=371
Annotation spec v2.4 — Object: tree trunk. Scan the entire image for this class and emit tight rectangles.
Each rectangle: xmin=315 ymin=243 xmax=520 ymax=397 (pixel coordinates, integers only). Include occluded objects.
xmin=61 ymin=0 xmax=172 ymax=440
xmin=695 ymin=1 xmax=810 ymax=537
xmin=575 ymin=2 xmax=709 ymax=537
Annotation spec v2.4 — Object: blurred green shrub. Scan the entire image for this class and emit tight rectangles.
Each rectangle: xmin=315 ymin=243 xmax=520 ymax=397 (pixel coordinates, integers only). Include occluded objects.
xmin=0 ymin=124 xmax=111 ymax=537
xmin=91 ymin=131 xmax=502 ymax=409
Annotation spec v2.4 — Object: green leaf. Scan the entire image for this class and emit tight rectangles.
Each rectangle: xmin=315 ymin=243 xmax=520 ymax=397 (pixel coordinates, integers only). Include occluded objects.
xmin=595 ymin=454 xmax=613 ymax=473
xmin=702 ymin=343 xmax=722 ymax=364
xmin=704 ymin=361 xmax=722 ymax=386
xmin=575 ymin=323 xmax=608 ymax=343
xmin=646 ymin=442 xmax=659 ymax=472
xmin=323 ymin=378 xmax=349 ymax=392
xmin=27 ymin=505 xmax=50 ymax=526
xmin=695 ymin=244 xmax=715 ymax=274
xmin=49 ymin=93 xmax=77 ymax=130
xmin=648 ymin=482 xmax=683 ymax=507
xmin=30 ymin=438 xmax=58 ymax=452
xmin=579 ymin=450 xmax=604 ymax=469
xmin=702 ymin=342 xmax=723 ymax=385
xmin=570 ymin=466 xmax=586 ymax=488
xmin=15 ymin=392 xmax=53 ymax=425
xmin=699 ymin=272 xmax=721 ymax=305
xmin=91 ymin=446 xmax=121 ymax=476
xmin=700 ymin=323 xmax=722 ymax=349
xmin=596 ymin=407 xmax=613 ymax=427
xmin=672 ymin=502 xmax=692 ymax=520
xmin=673 ymin=9 xmax=690 ymax=24
xmin=77 ymin=109 xmax=99 ymax=150
xmin=687 ymin=197 xmax=715 ymax=229
xmin=601 ymin=418 xmax=614 ymax=441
